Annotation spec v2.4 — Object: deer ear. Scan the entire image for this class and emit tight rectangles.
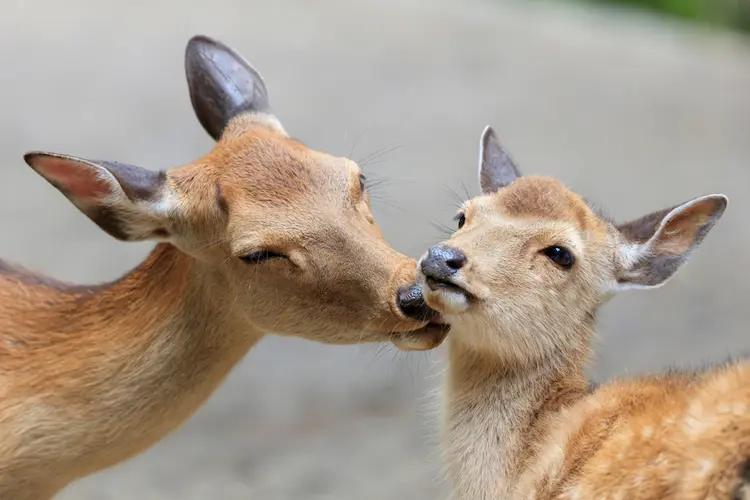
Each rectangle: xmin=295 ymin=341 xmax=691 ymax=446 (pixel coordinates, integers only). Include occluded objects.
xmin=24 ymin=152 xmax=175 ymax=242
xmin=615 ymin=194 xmax=727 ymax=289
xmin=478 ymin=126 xmax=522 ymax=195
xmin=185 ymin=35 xmax=284 ymax=140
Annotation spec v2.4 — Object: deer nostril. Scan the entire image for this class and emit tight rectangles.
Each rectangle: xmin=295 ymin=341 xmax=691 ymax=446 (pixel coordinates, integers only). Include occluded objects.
xmin=396 ymin=284 xmax=436 ymax=322
xmin=445 ymin=254 xmax=466 ymax=270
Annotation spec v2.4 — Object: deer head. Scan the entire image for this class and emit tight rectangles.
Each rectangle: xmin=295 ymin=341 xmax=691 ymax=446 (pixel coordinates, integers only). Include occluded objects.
xmin=414 ymin=125 xmax=726 ymax=362
xmin=22 ymin=35 xmax=445 ymax=350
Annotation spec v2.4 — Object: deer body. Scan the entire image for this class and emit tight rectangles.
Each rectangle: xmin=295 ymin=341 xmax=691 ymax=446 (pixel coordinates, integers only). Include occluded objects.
xmin=0 ymin=36 xmax=445 ymax=498
xmin=413 ymin=126 xmax=744 ymax=499
xmin=443 ymin=335 xmax=750 ymax=500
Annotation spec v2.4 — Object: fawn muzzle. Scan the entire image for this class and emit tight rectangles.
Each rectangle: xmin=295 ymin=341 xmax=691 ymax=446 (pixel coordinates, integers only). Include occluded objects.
xmin=421 ymin=245 xmax=466 ymax=284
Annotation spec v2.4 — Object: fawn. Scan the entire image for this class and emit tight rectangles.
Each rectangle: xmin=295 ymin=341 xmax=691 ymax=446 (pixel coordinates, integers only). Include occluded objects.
xmin=412 ymin=126 xmax=744 ymax=499
xmin=0 ymin=35 xmax=444 ymax=499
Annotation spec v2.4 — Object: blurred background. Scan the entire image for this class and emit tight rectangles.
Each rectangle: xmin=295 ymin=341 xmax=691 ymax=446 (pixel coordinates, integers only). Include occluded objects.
xmin=0 ymin=0 xmax=748 ymax=498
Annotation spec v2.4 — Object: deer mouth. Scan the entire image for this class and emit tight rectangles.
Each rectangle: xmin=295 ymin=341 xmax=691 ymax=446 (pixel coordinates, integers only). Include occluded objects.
xmin=393 ymin=320 xmax=449 ymax=351
xmin=425 ymin=276 xmax=466 ymax=294
xmin=393 ymin=283 xmax=450 ymax=350
xmin=396 ymin=283 xmax=440 ymax=322
xmin=424 ymin=275 xmax=475 ymax=302
xmin=419 ymin=275 xmax=474 ymax=316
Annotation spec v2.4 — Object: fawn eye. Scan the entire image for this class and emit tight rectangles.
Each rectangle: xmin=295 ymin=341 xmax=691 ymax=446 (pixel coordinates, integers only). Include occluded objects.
xmin=454 ymin=213 xmax=466 ymax=229
xmin=240 ymin=250 xmax=286 ymax=264
xmin=542 ymin=246 xmax=575 ymax=269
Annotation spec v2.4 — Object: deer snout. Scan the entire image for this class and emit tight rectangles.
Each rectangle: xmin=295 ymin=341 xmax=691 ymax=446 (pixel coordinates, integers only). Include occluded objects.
xmin=396 ymin=283 xmax=436 ymax=322
xmin=420 ymin=245 xmax=466 ymax=282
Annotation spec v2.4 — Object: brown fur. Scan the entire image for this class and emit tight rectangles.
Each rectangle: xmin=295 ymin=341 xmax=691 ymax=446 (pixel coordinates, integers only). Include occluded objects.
xmin=0 ymin=38 xmax=444 ymax=499
xmin=419 ymin=126 xmax=738 ymax=499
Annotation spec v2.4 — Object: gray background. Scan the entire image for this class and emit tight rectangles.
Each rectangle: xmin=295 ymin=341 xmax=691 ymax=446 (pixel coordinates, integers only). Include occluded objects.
xmin=0 ymin=0 xmax=748 ymax=498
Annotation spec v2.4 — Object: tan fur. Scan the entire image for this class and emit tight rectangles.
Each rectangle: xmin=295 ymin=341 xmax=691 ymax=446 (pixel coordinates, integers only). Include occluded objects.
xmin=419 ymin=128 xmax=739 ymax=500
xmin=0 ymin=45 xmax=444 ymax=499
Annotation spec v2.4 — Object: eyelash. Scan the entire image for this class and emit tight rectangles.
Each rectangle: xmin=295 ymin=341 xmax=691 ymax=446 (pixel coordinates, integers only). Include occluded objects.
xmin=239 ymin=250 xmax=286 ymax=264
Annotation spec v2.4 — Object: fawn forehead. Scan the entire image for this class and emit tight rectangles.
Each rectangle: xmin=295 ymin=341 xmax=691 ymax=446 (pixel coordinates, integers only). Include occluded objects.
xmin=475 ymin=177 xmax=604 ymax=233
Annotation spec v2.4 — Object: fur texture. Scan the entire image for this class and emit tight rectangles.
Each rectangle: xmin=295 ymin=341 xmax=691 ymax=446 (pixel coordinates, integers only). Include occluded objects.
xmin=0 ymin=36 xmax=445 ymax=499
xmin=419 ymin=126 xmax=737 ymax=500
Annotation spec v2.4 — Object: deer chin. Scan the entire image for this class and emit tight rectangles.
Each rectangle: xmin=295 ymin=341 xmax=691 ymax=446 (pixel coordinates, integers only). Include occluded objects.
xmin=421 ymin=278 xmax=473 ymax=317
xmin=392 ymin=320 xmax=449 ymax=351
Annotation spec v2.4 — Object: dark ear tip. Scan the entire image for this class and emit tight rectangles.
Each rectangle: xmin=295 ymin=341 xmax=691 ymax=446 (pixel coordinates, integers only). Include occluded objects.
xmin=185 ymin=34 xmax=249 ymax=71
xmin=187 ymin=34 xmax=218 ymax=46
xmin=183 ymin=33 xmax=266 ymax=89
xmin=23 ymin=152 xmax=41 ymax=166
xmin=482 ymin=124 xmax=499 ymax=143
xmin=23 ymin=151 xmax=54 ymax=168
xmin=186 ymin=34 xmax=228 ymax=59
xmin=710 ymin=194 xmax=729 ymax=216
xmin=23 ymin=152 xmax=90 ymax=172
xmin=694 ymin=194 xmax=729 ymax=216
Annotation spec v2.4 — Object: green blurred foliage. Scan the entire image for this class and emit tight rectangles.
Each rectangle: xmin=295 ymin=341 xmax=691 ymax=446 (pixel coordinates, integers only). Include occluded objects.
xmin=590 ymin=0 xmax=750 ymax=33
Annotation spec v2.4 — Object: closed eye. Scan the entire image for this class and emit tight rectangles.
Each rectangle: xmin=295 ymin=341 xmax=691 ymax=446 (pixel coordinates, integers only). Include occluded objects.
xmin=454 ymin=212 xmax=466 ymax=229
xmin=239 ymin=250 xmax=286 ymax=264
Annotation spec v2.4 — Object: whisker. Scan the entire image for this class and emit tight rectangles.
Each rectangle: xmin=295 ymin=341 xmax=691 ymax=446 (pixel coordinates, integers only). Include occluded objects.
xmin=346 ymin=129 xmax=368 ymax=160
xmin=459 ymin=181 xmax=473 ymax=202
xmin=357 ymin=145 xmax=403 ymax=169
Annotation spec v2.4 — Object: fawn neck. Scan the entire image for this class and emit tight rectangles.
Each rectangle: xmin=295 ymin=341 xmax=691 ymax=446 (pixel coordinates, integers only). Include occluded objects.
xmin=442 ymin=327 xmax=592 ymax=500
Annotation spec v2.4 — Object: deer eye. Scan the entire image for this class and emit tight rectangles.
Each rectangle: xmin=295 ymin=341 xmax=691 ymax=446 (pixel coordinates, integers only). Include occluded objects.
xmin=240 ymin=250 xmax=286 ymax=264
xmin=542 ymin=246 xmax=575 ymax=269
xmin=454 ymin=213 xmax=466 ymax=229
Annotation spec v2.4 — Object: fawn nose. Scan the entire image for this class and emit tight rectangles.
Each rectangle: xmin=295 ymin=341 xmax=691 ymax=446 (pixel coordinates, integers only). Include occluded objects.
xmin=420 ymin=246 xmax=467 ymax=281
xmin=396 ymin=283 xmax=437 ymax=322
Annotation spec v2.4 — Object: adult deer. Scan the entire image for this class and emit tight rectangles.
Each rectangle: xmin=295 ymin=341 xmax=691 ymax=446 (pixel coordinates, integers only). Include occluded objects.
xmin=411 ymin=126 xmax=745 ymax=499
xmin=0 ymin=35 xmax=444 ymax=499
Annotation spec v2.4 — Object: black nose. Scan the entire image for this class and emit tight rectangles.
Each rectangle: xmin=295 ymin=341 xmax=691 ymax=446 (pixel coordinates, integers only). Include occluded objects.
xmin=420 ymin=245 xmax=467 ymax=281
xmin=396 ymin=283 xmax=437 ymax=322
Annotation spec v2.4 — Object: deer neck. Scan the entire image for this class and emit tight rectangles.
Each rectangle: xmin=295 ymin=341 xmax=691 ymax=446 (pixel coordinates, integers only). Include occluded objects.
xmin=66 ymin=243 xmax=262 ymax=395
xmin=5 ymin=243 xmax=263 ymax=481
xmin=441 ymin=328 xmax=591 ymax=500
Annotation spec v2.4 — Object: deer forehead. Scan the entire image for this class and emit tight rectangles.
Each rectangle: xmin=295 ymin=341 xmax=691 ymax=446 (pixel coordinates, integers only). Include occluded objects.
xmin=471 ymin=177 xmax=608 ymax=236
xmin=180 ymin=134 xmax=356 ymax=210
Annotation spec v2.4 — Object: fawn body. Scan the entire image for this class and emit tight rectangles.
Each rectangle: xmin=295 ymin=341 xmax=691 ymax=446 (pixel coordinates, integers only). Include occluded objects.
xmin=0 ymin=36 xmax=444 ymax=499
xmin=414 ymin=126 xmax=745 ymax=499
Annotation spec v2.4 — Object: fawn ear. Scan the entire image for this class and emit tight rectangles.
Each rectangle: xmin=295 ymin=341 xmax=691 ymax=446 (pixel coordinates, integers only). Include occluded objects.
xmin=478 ymin=125 xmax=522 ymax=195
xmin=24 ymin=152 xmax=175 ymax=242
xmin=185 ymin=35 xmax=284 ymax=140
xmin=615 ymin=194 xmax=727 ymax=289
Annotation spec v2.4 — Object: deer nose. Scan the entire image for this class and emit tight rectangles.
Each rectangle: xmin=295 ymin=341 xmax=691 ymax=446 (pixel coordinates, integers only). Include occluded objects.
xmin=420 ymin=245 xmax=467 ymax=281
xmin=396 ymin=283 xmax=437 ymax=321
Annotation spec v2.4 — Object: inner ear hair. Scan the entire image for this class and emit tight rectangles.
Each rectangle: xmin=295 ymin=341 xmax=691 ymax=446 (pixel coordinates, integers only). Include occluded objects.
xmin=615 ymin=194 xmax=727 ymax=288
xmin=616 ymin=205 xmax=677 ymax=244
